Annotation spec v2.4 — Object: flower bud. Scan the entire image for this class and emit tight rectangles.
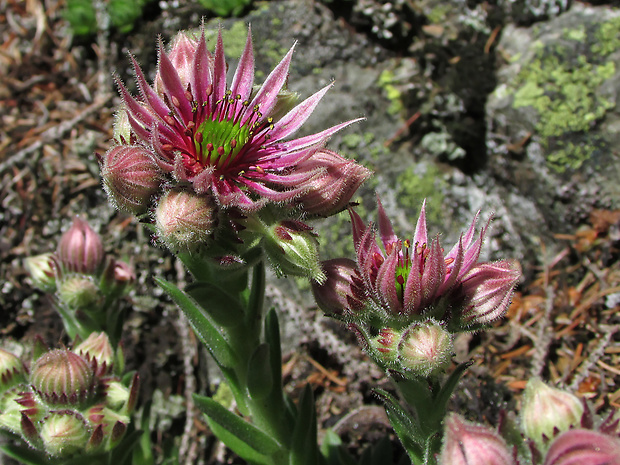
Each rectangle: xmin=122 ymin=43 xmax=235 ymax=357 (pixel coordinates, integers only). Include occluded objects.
xmin=57 ymin=276 xmax=101 ymax=310
xmin=311 ymin=258 xmax=366 ymax=317
xmin=0 ymin=348 xmax=26 ymax=393
xmin=39 ymin=411 xmax=90 ymax=457
xmin=262 ymin=220 xmax=325 ymax=283
xmin=455 ymin=260 xmax=521 ymax=329
xmin=30 ymin=350 xmax=95 ymax=406
xmin=397 ymin=320 xmax=453 ymax=377
xmin=543 ymin=429 xmax=620 ymax=465
xmin=369 ymin=327 xmax=401 ymax=367
xmin=57 ymin=217 xmax=104 ymax=274
xmin=439 ymin=413 xmax=515 ymax=465
xmin=521 ymin=378 xmax=584 ymax=449
xmin=74 ymin=332 xmax=114 ymax=377
xmin=295 ymin=150 xmax=372 ymax=217
xmin=101 ymin=145 xmax=162 ymax=215
xmin=24 ymin=253 xmax=58 ymax=293
xmin=154 ymin=32 xmax=198 ymax=95
xmin=155 ymin=188 xmax=217 ymax=252
xmin=99 ymin=258 xmax=135 ymax=298
xmin=268 ymin=87 xmax=300 ymax=122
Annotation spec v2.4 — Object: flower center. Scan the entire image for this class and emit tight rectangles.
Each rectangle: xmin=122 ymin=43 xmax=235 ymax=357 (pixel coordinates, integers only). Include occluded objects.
xmin=195 ymin=118 xmax=251 ymax=169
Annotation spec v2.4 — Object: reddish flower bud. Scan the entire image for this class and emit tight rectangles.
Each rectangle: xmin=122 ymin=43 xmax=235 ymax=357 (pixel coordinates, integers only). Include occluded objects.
xmin=154 ymin=31 xmax=198 ymax=96
xmin=521 ymin=378 xmax=584 ymax=449
xmin=73 ymin=332 xmax=114 ymax=377
xmin=456 ymin=260 xmax=521 ymax=328
xmin=295 ymin=150 xmax=372 ymax=217
xmin=100 ymin=145 xmax=162 ymax=215
xmin=155 ymin=188 xmax=218 ymax=252
xmin=100 ymin=258 xmax=135 ymax=298
xmin=543 ymin=429 xmax=620 ymax=465
xmin=30 ymin=350 xmax=95 ymax=407
xmin=311 ymin=258 xmax=366 ymax=317
xmin=57 ymin=217 xmax=104 ymax=274
xmin=370 ymin=327 xmax=401 ymax=367
xmin=397 ymin=320 xmax=453 ymax=377
xmin=439 ymin=414 xmax=515 ymax=465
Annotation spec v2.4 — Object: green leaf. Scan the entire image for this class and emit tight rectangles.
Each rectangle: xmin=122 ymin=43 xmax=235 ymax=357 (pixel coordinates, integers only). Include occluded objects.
xmin=290 ymin=384 xmax=318 ymax=465
xmin=0 ymin=445 xmax=48 ymax=465
xmin=193 ymin=394 xmax=281 ymax=461
xmin=264 ymin=309 xmax=284 ymax=400
xmin=247 ymin=344 xmax=273 ymax=398
xmin=432 ymin=361 xmax=472 ymax=419
xmin=155 ymin=277 xmax=235 ymax=368
xmin=246 ymin=260 xmax=266 ymax=325
xmin=374 ymin=389 xmax=424 ymax=463
xmin=186 ymin=282 xmax=245 ymax=327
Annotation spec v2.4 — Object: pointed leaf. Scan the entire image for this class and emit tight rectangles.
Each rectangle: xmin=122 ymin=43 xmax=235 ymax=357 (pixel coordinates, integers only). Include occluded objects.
xmin=155 ymin=277 xmax=235 ymax=368
xmin=290 ymin=384 xmax=319 ymax=465
xmin=247 ymin=343 xmax=273 ymax=399
xmin=186 ymin=282 xmax=245 ymax=327
xmin=193 ymin=394 xmax=281 ymax=460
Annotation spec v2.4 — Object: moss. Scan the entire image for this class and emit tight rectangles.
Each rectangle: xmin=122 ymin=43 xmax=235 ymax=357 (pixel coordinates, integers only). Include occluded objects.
xmin=427 ymin=4 xmax=451 ymax=24
xmin=592 ymin=16 xmax=620 ymax=55
xmin=511 ymin=18 xmax=619 ymax=173
xmin=396 ymin=164 xmax=445 ymax=224
xmin=377 ymin=69 xmax=404 ymax=116
xmin=204 ymin=20 xmax=248 ymax=58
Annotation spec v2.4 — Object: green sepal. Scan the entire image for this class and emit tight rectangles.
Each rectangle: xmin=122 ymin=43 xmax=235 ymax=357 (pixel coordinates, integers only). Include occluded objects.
xmin=193 ymin=394 xmax=281 ymax=463
xmin=373 ymin=388 xmax=424 ymax=463
xmin=247 ymin=344 xmax=273 ymax=399
xmin=155 ymin=277 xmax=235 ymax=368
xmin=186 ymin=282 xmax=245 ymax=328
xmin=290 ymin=384 xmax=319 ymax=465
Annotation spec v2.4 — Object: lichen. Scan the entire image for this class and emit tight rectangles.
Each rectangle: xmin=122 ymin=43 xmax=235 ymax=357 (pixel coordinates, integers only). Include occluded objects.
xmin=396 ymin=164 xmax=446 ymax=223
xmin=510 ymin=17 xmax=619 ymax=173
xmin=378 ymin=69 xmax=404 ymax=116
xmin=204 ymin=20 xmax=248 ymax=58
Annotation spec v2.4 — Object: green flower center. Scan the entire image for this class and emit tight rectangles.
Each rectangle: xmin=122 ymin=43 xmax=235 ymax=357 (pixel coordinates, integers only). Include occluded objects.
xmin=195 ymin=119 xmax=252 ymax=169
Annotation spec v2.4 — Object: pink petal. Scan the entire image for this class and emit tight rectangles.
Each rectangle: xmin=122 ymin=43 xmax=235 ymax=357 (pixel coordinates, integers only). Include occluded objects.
xmin=230 ymin=27 xmax=255 ymax=102
xmin=268 ymin=84 xmax=332 ymax=141
xmin=377 ymin=195 xmax=398 ymax=250
xmin=413 ymin=200 xmax=428 ymax=247
xmin=157 ymin=38 xmax=193 ymax=122
xmin=278 ymin=119 xmax=364 ymax=153
xmin=212 ymin=29 xmax=228 ymax=105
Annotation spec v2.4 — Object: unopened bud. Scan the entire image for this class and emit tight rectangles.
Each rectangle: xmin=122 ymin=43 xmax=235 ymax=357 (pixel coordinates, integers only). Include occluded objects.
xmin=311 ymin=258 xmax=366 ymax=317
xmin=263 ymin=220 xmax=325 ymax=283
xmin=24 ymin=253 xmax=58 ymax=293
xmin=456 ymin=260 xmax=521 ymax=329
xmin=0 ymin=349 xmax=26 ymax=393
xmin=30 ymin=350 xmax=95 ymax=407
xmin=397 ymin=320 xmax=453 ymax=377
xmin=296 ymin=150 xmax=372 ymax=217
xmin=100 ymin=258 xmax=135 ymax=298
xmin=155 ymin=188 xmax=217 ymax=252
xmin=544 ymin=429 xmax=620 ymax=465
xmin=39 ymin=411 xmax=90 ymax=457
xmin=268 ymin=87 xmax=300 ymax=122
xmin=155 ymin=32 xmax=198 ymax=95
xmin=57 ymin=276 xmax=101 ymax=310
xmin=521 ymin=378 xmax=584 ymax=449
xmin=101 ymin=145 xmax=162 ymax=215
xmin=369 ymin=327 xmax=401 ymax=368
xmin=112 ymin=109 xmax=132 ymax=144
xmin=74 ymin=332 xmax=114 ymax=377
xmin=57 ymin=217 xmax=104 ymax=275
xmin=439 ymin=413 xmax=515 ymax=465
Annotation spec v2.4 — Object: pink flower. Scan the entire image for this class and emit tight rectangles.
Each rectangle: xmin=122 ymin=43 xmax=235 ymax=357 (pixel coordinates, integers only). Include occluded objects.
xmin=57 ymin=217 xmax=104 ymax=275
xmin=350 ymin=198 xmax=487 ymax=318
xmin=544 ymin=429 xmax=620 ymax=465
xmin=439 ymin=414 xmax=515 ymax=465
xmin=115 ymin=26 xmax=361 ymax=212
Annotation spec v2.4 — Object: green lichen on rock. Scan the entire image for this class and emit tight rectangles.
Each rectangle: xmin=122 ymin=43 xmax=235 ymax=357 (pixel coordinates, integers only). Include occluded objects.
xmin=396 ymin=164 xmax=446 ymax=223
xmin=378 ymin=69 xmax=405 ymax=116
xmin=511 ymin=17 xmax=619 ymax=173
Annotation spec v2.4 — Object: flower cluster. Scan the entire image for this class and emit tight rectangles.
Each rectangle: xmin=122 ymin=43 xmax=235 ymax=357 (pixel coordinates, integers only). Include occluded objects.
xmin=100 ymin=26 xmax=370 ymax=269
xmin=25 ymin=217 xmax=135 ymax=340
xmin=439 ymin=379 xmax=620 ymax=465
xmin=313 ymin=198 xmax=520 ymax=377
xmin=0 ymin=333 xmax=138 ymax=458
